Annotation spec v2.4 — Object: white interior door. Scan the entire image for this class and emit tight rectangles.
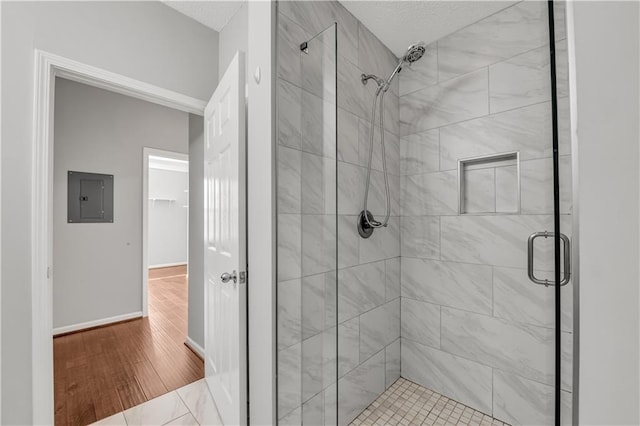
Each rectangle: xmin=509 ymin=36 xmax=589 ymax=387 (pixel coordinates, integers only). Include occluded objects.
xmin=204 ymin=51 xmax=247 ymax=425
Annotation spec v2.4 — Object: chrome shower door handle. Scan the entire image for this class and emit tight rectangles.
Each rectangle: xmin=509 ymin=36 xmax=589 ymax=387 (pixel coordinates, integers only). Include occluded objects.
xmin=221 ymin=270 xmax=237 ymax=284
xmin=527 ymin=231 xmax=571 ymax=286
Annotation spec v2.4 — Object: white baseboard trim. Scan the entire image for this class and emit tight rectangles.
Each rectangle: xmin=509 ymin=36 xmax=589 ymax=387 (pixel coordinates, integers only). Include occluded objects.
xmin=149 ymin=262 xmax=187 ymax=269
xmin=185 ymin=336 xmax=205 ymax=359
xmin=52 ymin=311 xmax=142 ymax=336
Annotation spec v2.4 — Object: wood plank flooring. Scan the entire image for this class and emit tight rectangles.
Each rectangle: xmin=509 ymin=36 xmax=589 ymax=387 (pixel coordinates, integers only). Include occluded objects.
xmin=54 ymin=265 xmax=204 ymax=426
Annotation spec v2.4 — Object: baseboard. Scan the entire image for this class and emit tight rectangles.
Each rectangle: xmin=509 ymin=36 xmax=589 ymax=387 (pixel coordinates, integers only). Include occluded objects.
xmin=52 ymin=311 xmax=143 ymax=336
xmin=185 ymin=336 xmax=205 ymax=360
xmin=149 ymin=262 xmax=187 ymax=269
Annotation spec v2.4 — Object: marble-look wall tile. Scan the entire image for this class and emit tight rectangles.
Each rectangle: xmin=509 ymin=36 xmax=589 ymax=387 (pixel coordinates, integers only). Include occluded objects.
xmin=338 ymin=316 xmax=360 ymax=377
xmin=278 ymin=214 xmax=301 ymax=281
xmin=338 ymin=57 xmax=366 ymax=119
xmin=302 ymin=274 xmax=326 ymax=339
xmin=399 ymin=43 xmax=438 ymax=96
xmin=278 ymin=146 xmax=302 ymax=214
xmin=401 ymin=216 xmax=440 ymax=259
xmin=277 ymin=13 xmax=308 ymax=87
xmin=359 ymin=216 xmax=400 ymax=263
xmin=489 ymin=45 xmax=551 ymax=114
xmin=279 ymin=406 xmax=301 ymax=426
xmin=363 ymin=80 xmax=400 ymax=136
xmin=302 ymin=391 xmax=324 ymax=426
xmin=358 ymin=119 xmax=400 ymax=175
xmin=401 ymin=171 xmax=457 ymax=216
xmin=302 ymin=33 xmax=337 ymax=102
xmin=385 ymin=257 xmax=401 ymax=301
xmin=437 ymin=1 xmax=548 ymax=81
xmin=324 ymin=383 xmax=338 ymax=426
xmin=337 ymin=161 xmax=365 ymax=216
xmin=358 ymin=23 xmax=399 ymax=97
xmin=555 ymin=39 xmax=569 ymax=98
xmin=462 ymin=168 xmax=495 ymax=213
xmin=401 ymin=258 xmax=493 ymax=315
xmin=493 ymin=266 xmax=572 ymax=332
xmin=401 ymin=339 xmax=493 ymax=414
xmin=384 ymin=91 xmax=400 ymax=136
xmin=520 ymin=156 xmax=572 ymax=214
xmin=301 ymin=90 xmax=336 ymax=159
xmin=278 ymin=342 xmax=302 ymax=419
xmin=337 ymin=215 xmax=360 ymax=269
xmin=440 ymin=215 xmax=556 ymax=269
xmin=338 ymin=261 xmax=385 ymax=323
xmin=360 ymin=299 xmax=400 ymax=361
xmin=439 ymin=101 xmax=552 ymax=170
xmin=302 ymin=152 xmax=336 ymax=215
xmin=278 ymin=278 xmax=301 ymax=350
xmin=367 ymin=170 xmax=400 ymax=218
xmin=441 ymin=307 xmax=555 ymax=387
xmin=400 ymin=68 xmax=489 ymax=135
xmin=278 ymin=0 xmax=358 ymax=62
xmin=302 ymin=332 xmax=325 ymax=402
xmin=495 ymin=165 xmax=519 ymax=213
xmin=278 ymin=78 xmax=302 ymax=150
xmin=337 ymin=108 xmax=360 ymax=165
xmin=400 ymin=129 xmax=439 ymax=176
xmin=337 ymin=350 xmax=386 ymax=426
xmin=323 ymin=327 xmax=338 ymax=388
xmin=302 ymin=214 xmax=336 ymax=276
xmin=401 ymin=298 xmax=440 ymax=348
xmin=493 ymin=370 xmax=573 ymax=426
xmin=385 ymin=339 xmax=401 ymax=388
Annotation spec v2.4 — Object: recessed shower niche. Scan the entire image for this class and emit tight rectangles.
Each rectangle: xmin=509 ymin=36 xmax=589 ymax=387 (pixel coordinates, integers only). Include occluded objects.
xmin=458 ymin=152 xmax=520 ymax=215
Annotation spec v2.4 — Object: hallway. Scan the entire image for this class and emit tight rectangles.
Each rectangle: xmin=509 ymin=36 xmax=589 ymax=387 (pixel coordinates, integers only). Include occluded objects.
xmin=54 ymin=266 xmax=203 ymax=425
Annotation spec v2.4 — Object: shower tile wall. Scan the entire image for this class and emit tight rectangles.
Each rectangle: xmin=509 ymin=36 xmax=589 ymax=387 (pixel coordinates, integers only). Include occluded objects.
xmin=276 ymin=2 xmax=401 ymax=425
xmin=398 ymin=2 xmax=573 ymax=426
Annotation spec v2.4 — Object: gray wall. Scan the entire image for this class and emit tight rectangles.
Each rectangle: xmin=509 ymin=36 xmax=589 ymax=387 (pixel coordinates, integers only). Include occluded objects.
xmin=53 ymin=78 xmax=189 ymax=330
xmin=397 ymin=3 xmax=573 ymax=425
xmin=573 ymin=2 xmax=639 ymax=424
xmin=188 ymin=114 xmax=205 ymax=348
xmin=219 ymin=3 xmax=248 ymax=78
xmin=276 ymin=2 xmax=401 ymax=424
xmin=183 ymin=1 xmax=249 ymax=351
xmin=0 ymin=2 xmax=218 ymax=422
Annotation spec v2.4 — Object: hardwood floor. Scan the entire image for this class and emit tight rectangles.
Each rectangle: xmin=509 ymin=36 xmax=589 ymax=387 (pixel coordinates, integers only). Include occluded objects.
xmin=54 ymin=265 xmax=203 ymax=426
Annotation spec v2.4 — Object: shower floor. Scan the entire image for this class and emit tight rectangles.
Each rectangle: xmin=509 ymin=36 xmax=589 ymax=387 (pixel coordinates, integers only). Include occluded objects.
xmin=349 ymin=378 xmax=509 ymax=426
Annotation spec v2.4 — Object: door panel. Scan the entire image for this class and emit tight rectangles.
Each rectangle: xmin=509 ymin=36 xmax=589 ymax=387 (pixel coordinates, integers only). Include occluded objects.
xmin=204 ymin=51 xmax=246 ymax=425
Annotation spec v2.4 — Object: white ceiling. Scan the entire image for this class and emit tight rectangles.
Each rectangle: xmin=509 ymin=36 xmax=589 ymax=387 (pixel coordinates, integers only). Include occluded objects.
xmin=163 ymin=0 xmax=244 ymax=32
xmin=163 ymin=1 xmax=518 ymax=58
xmin=339 ymin=1 xmax=518 ymax=58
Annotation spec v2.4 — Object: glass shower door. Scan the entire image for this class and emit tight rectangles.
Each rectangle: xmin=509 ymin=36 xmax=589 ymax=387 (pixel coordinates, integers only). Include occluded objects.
xmin=275 ymin=22 xmax=337 ymax=425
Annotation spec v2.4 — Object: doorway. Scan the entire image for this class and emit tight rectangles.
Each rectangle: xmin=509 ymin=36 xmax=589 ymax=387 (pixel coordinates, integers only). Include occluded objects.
xmin=51 ymin=78 xmax=204 ymax=425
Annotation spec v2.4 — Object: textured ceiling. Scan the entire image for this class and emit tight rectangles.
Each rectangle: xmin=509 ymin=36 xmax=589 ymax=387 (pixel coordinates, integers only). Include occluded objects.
xmin=339 ymin=1 xmax=519 ymax=58
xmin=163 ymin=1 xmax=244 ymax=32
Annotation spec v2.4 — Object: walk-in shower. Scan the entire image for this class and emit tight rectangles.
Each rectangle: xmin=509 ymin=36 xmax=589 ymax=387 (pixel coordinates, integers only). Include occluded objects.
xmin=358 ymin=42 xmax=426 ymax=239
xmin=276 ymin=1 xmax=574 ymax=425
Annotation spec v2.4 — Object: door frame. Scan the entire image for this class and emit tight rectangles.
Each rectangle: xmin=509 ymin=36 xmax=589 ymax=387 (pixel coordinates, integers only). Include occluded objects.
xmin=142 ymin=148 xmax=190 ymax=317
xmin=31 ymin=49 xmax=206 ymax=424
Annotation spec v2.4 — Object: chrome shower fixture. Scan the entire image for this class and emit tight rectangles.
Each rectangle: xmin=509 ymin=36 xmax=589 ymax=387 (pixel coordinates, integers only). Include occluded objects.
xmin=358 ymin=42 xmax=426 ymax=239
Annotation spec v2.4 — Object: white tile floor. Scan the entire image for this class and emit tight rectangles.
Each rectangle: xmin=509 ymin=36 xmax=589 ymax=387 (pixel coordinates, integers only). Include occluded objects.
xmin=90 ymin=379 xmax=223 ymax=426
xmin=92 ymin=376 xmax=507 ymax=426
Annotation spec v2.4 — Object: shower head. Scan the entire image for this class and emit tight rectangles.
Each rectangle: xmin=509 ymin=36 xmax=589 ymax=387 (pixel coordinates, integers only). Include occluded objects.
xmin=379 ymin=41 xmax=427 ymax=93
xmin=403 ymin=42 xmax=426 ymax=64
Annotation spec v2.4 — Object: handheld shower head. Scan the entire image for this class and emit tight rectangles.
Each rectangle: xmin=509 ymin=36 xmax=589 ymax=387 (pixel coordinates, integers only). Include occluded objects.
xmin=403 ymin=42 xmax=426 ymax=64
xmin=380 ymin=41 xmax=427 ymax=93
